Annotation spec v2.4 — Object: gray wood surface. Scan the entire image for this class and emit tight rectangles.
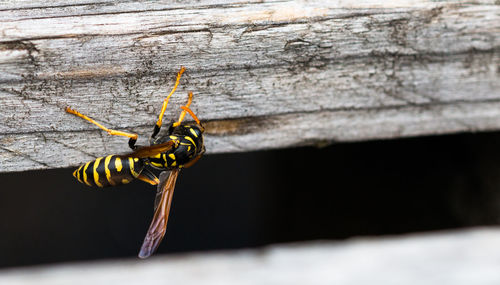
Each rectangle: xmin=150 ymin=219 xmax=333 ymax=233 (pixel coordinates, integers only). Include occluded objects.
xmin=1 ymin=227 xmax=500 ymax=285
xmin=0 ymin=0 xmax=499 ymax=172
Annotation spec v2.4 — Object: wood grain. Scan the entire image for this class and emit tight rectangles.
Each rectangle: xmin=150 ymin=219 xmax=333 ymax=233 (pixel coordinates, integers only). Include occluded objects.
xmin=0 ymin=0 xmax=499 ymax=172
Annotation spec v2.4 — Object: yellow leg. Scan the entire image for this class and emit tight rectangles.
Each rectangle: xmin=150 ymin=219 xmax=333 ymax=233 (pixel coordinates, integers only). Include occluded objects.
xmin=65 ymin=107 xmax=138 ymax=141
xmin=180 ymin=106 xmax=201 ymax=125
xmin=172 ymin=91 xmax=202 ymax=127
xmin=155 ymin=66 xmax=186 ymax=130
xmin=137 ymin=169 xmax=160 ymax=185
xmin=172 ymin=91 xmax=193 ymax=127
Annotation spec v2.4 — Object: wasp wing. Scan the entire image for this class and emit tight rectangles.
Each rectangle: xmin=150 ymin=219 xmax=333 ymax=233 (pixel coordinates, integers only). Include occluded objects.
xmin=153 ymin=171 xmax=170 ymax=211
xmin=138 ymin=168 xmax=180 ymax=259
xmin=125 ymin=141 xmax=175 ymax=158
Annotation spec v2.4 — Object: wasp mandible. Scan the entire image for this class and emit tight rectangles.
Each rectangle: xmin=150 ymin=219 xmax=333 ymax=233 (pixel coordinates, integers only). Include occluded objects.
xmin=65 ymin=67 xmax=205 ymax=258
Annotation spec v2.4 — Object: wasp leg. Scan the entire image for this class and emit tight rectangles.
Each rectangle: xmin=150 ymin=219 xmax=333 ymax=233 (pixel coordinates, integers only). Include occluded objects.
xmin=182 ymin=146 xmax=205 ymax=168
xmin=180 ymin=105 xmax=204 ymax=131
xmin=137 ymin=168 xmax=160 ymax=185
xmin=65 ymin=107 xmax=139 ymax=149
xmin=166 ymin=122 xmax=176 ymax=136
xmin=152 ymin=66 xmax=186 ymax=139
xmin=172 ymin=91 xmax=203 ymax=129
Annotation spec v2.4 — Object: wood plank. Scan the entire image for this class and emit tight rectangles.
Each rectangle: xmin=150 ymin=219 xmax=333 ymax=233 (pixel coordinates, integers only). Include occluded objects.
xmin=0 ymin=0 xmax=499 ymax=172
xmin=0 ymin=227 xmax=499 ymax=285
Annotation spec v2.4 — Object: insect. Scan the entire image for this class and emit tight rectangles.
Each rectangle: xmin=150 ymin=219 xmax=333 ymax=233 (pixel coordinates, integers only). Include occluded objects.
xmin=65 ymin=67 xmax=205 ymax=258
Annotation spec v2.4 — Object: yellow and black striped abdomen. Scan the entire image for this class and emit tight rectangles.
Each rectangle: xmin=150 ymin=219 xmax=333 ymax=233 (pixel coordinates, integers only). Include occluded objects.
xmin=72 ymin=155 xmax=145 ymax=187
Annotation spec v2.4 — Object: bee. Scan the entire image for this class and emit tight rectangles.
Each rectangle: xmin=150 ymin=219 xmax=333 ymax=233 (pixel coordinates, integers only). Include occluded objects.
xmin=65 ymin=67 xmax=205 ymax=258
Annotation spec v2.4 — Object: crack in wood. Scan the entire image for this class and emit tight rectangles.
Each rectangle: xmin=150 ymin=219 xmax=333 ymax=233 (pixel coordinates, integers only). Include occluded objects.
xmin=2 ymin=98 xmax=500 ymax=137
xmin=0 ymin=1 xmax=267 ymax=21
xmin=0 ymin=146 xmax=51 ymax=168
xmin=48 ymin=137 xmax=98 ymax=159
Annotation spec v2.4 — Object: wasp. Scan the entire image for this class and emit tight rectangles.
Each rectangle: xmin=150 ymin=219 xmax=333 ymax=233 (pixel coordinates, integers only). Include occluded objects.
xmin=65 ymin=67 xmax=205 ymax=258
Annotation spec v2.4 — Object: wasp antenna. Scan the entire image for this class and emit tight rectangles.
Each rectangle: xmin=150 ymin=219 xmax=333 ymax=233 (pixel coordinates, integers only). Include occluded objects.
xmin=154 ymin=67 xmax=186 ymax=132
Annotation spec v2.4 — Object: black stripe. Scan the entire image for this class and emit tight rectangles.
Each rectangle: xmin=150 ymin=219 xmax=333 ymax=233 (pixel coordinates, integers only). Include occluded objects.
xmin=95 ymin=156 xmax=108 ymax=187
xmin=77 ymin=165 xmax=85 ymax=184
xmin=84 ymin=160 xmax=96 ymax=187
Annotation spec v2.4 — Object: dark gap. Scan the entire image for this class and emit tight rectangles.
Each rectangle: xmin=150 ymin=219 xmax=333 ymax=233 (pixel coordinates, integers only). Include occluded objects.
xmin=1 ymin=131 xmax=500 ymax=268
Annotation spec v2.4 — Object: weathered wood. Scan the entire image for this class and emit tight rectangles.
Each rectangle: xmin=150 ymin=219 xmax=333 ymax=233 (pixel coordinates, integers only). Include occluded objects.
xmin=0 ymin=0 xmax=499 ymax=172
xmin=1 ymin=227 xmax=500 ymax=284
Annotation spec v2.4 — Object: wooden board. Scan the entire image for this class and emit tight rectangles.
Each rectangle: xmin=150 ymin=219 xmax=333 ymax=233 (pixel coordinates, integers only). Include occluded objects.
xmin=0 ymin=227 xmax=499 ymax=284
xmin=0 ymin=0 xmax=499 ymax=172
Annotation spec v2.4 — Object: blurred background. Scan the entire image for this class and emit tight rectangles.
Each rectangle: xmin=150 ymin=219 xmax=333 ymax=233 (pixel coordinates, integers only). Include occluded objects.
xmin=1 ymin=131 xmax=500 ymax=268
